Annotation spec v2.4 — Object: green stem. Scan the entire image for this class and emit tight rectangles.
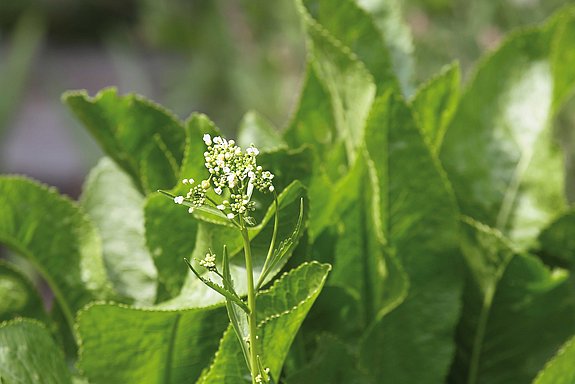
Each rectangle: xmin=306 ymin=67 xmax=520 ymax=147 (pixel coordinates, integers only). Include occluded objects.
xmin=240 ymin=219 xmax=260 ymax=384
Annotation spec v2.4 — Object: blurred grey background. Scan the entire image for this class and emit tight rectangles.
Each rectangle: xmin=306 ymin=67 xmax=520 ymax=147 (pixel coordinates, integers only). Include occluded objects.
xmin=0 ymin=0 xmax=572 ymax=198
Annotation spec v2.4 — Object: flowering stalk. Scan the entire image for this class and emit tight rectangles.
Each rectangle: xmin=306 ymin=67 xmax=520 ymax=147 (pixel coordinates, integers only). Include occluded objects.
xmin=160 ymin=134 xmax=276 ymax=384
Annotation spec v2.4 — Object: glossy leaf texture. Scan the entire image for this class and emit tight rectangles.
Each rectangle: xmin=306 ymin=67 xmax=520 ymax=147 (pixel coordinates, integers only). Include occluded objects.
xmin=360 ymin=92 xmax=462 ymax=383
xmin=80 ymin=157 xmax=158 ymax=305
xmin=63 ymin=87 xmax=186 ymax=193
xmin=0 ymin=261 xmax=48 ymax=323
xmin=450 ymin=218 xmax=575 ymax=384
xmin=440 ymin=10 xmax=575 ymax=247
xmin=76 ymin=303 xmax=229 ymax=384
xmin=198 ymin=262 xmax=331 ymax=383
xmin=0 ymin=319 xmax=72 ymax=384
xmin=0 ymin=176 xmax=111 ymax=327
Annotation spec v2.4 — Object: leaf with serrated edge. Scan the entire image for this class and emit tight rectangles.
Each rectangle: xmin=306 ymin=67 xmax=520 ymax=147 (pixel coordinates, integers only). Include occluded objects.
xmin=76 ymin=302 xmax=229 ymax=383
xmin=0 ymin=176 xmax=111 ymax=331
xmin=198 ymin=262 xmax=331 ymax=383
xmin=0 ymin=319 xmax=72 ymax=384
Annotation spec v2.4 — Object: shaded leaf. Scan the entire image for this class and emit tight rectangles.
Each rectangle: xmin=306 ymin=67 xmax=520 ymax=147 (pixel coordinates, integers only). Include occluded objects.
xmin=537 ymin=209 xmax=575 ymax=269
xmin=0 ymin=176 xmax=111 ymax=329
xmin=0 ymin=319 xmax=72 ymax=384
xmin=0 ymin=261 xmax=47 ymax=323
xmin=80 ymin=157 xmax=157 ymax=305
xmin=450 ymin=218 xmax=575 ymax=384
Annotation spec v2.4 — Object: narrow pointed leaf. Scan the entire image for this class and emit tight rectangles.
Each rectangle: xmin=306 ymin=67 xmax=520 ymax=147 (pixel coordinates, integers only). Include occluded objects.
xmin=410 ymin=62 xmax=460 ymax=151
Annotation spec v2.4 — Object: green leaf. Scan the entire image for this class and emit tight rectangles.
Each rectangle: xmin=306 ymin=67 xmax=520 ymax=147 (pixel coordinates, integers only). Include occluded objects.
xmin=537 ymin=209 xmax=575 ymax=269
xmin=62 ymin=87 xmax=186 ymax=193
xmin=0 ymin=318 xmax=72 ymax=384
xmin=450 ymin=218 xmax=575 ymax=384
xmin=295 ymin=0 xmax=376 ymax=162
xmin=0 ymin=261 xmax=48 ymax=323
xmin=285 ymin=334 xmax=371 ymax=384
xmin=301 ymin=0 xmax=399 ymax=93
xmin=0 ymin=176 xmax=111 ymax=329
xmin=534 ymin=335 xmax=575 ymax=384
xmin=283 ymin=69 xmax=337 ymax=158
xmin=198 ymin=262 xmax=331 ymax=383
xmin=80 ymin=157 xmax=157 ymax=305
xmin=355 ymin=0 xmax=415 ymax=95
xmin=257 ymin=198 xmax=305 ymax=289
xmin=440 ymin=11 xmax=575 ymax=247
xmin=237 ymin=110 xmax=286 ymax=152
xmin=76 ymin=303 xmax=229 ymax=384
xmin=360 ymin=92 xmax=462 ymax=383
xmin=410 ymin=61 xmax=460 ymax=152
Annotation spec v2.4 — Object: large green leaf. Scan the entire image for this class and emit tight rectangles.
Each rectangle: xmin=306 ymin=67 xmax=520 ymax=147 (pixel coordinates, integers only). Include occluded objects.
xmin=295 ymin=0 xmax=376 ymax=162
xmin=450 ymin=218 xmax=575 ymax=384
xmin=80 ymin=157 xmax=157 ymax=305
xmin=301 ymin=0 xmax=399 ymax=93
xmin=0 ymin=319 xmax=72 ymax=383
xmin=63 ymin=88 xmax=186 ymax=193
xmin=0 ymin=176 xmax=110 ymax=328
xmin=360 ymin=92 xmax=462 ymax=383
xmin=410 ymin=62 xmax=460 ymax=152
xmin=285 ymin=334 xmax=371 ymax=384
xmin=537 ymin=209 xmax=575 ymax=268
xmin=76 ymin=303 xmax=229 ymax=384
xmin=198 ymin=262 xmax=331 ymax=383
xmin=355 ymin=0 xmax=414 ymax=95
xmin=237 ymin=110 xmax=286 ymax=152
xmin=440 ymin=10 xmax=575 ymax=247
xmin=0 ymin=261 xmax=47 ymax=323
xmin=534 ymin=335 xmax=575 ymax=384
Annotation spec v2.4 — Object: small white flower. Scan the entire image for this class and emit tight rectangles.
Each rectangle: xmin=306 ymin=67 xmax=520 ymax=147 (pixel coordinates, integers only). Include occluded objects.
xmin=174 ymin=196 xmax=184 ymax=204
xmin=203 ymin=134 xmax=212 ymax=146
xmin=269 ymin=185 xmax=274 ymax=192
xmin=217 ymin=204 xmax=225 ymax=210
xmin=223 ymin=166 xmax=230 ymax=173
xmin=182 ymin=179 xmax=188 ymax=184
xmin=188 ymin=207 xmax=194 ymax=213
xmin=227 ymin=213 xmax=235 ymax=219
xmin=201 ymin=180 xmax=210 ymax=189
xmin=213 ymin=136 xmax=222 ymax=144
xmin=248 ymin=171 xmax=255 ymax=179
xmin=227 ymin=173 xmax=236 ymax=188
xmin=214 ymin=187 xmax=222 ymax=195
xmin=246 ymin=181 xmax=254 ymax=198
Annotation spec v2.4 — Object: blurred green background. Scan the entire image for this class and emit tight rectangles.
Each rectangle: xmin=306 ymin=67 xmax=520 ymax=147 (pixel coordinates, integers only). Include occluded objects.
xmin=0 ymin=0 xmax=573 ymax=197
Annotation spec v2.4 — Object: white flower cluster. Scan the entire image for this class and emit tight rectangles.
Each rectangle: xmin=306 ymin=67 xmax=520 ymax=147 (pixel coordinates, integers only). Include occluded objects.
xmin=173 ymin=134 xmax=275 ymax=220
xmin=198 ymin=251 xmax=217 ymax=272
